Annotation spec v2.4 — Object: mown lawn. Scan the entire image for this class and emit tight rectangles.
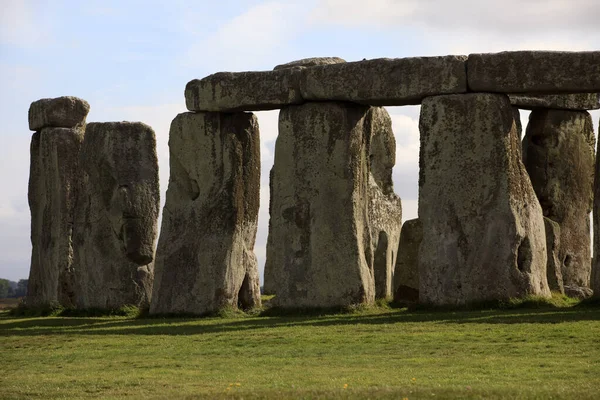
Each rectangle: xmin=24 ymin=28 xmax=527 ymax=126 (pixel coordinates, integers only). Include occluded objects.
xmin=1 ymin=303 xmax=599 ymax=399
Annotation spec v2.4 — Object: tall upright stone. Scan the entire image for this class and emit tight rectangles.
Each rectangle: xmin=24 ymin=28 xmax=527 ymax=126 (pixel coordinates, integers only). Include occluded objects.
xmin=264 ymin=102 xmax=375 ymax=308
xmin=523 ymin=110 xmax=595 ymax=287
xmin=419 ymin=93 xmax=550 ymax=305
xmin=26 ymin=96 xmax=89 ymax=307
xmin=393 ymin=218 xmax=422 ymax=303
xmin=72 ymin=122 xmax=159 ymax=309
xmin=367 ymin=107 xmax=402 ymax=299
xmin=150 ymin=112 xmax=261 ymax=315
xmin=593 ymin=117 xmax=600 ymax=298
xmin=543 ymin=217 xmax=564 ymax=293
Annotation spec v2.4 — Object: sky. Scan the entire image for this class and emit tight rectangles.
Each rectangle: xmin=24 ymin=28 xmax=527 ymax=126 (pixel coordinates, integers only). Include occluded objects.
xmin=1 ymin=0 xmax=599 ymax=282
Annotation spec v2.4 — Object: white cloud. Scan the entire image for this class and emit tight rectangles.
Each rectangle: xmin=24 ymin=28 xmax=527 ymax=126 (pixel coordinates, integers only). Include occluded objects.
xmin=183 ymin=1 xmax=306 ymax=71
xmin=0 ymin=1 xmax=50 ymax=46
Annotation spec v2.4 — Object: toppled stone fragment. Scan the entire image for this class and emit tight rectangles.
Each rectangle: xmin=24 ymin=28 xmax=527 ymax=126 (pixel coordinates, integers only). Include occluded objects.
xmin=419 ymin=93 xmax=549 ymax=305
xmin=274 ymin=57 xmax=346 ymax=70
xmin=72 ymin=122 xmax=159 ymax=309
xmin=28 ymin=96 xmax=90 ymax=131
xmin=300 ymin=56 xmax=467 ymax=106
xmin=264 ymin=102 xmax=374 ymax=308
xmin=185 ymin=69 xmax=303 ymax=112
xmin=468 ymin=51 xmax=600 ymax=94
xmin=509 ymin=93 xmax=599 ymax=111
xmin=366 ymin=107 xmax=402 ymax=299
xmin=150 ymin=112 xmax=261 ymax=315
xmin=543 ymin=218 xmax=564 ymax=293
xmin=523 ymin=110 xmax=595 ymax=287
xmin=27 ymin=127 xmax=85 ymax=307
xmin=564 ymin=285 xmax=593 ymax=300
xmin=393 ymin=219 xmax=422 ymax=303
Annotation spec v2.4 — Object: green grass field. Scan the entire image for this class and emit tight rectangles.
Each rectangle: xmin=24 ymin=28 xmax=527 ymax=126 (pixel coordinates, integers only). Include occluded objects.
xmin=1 ymin=301 xmax=599 ymax=399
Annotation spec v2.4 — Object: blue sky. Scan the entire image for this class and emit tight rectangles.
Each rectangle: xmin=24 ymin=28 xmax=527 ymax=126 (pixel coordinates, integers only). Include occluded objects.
xmin=1 ymin=0 xmax=599 ymax=281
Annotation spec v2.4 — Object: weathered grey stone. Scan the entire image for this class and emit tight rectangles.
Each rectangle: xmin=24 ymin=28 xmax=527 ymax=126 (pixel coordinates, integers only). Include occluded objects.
xmin=367 ymin=107 xmax=402 ymax=299
xmin=264 ymin=102 xmax=374 ymax=308
xmin=72 ymin=122 xmax=159 ymax=309
xmin=419 ymin=93 xmax=550 ymax=305
xmin=468 ymin=51 xmax=600 ymax=94
xmin=543 ymin=217 xmax=564 ymax=294
xmin=300 ymin=56 xmax=467 ymax=106
xmin=523 ymin=110 xmax=595 ymax=287
xmin=150 ymin=112 xmax=261 ymax=315
xmin=592 ymin=118 xmax=600 ymax=298
xmin=274 ymin=57 xmax=346 ymax=70
xmin=185 ymin=69 xmax=303 ymax=112
xmin=510 ymin=93 xmax=600 ymax=111
xmin=27 ymin=127 xmax=85 ymax=307
xmin=564 ymin=285 xmax=594 ymax=300
xmin=512 ymin=107 xmax=522 ymax=139
xmin=28 ymin=96 xmax=90 ymax=131
xmin=392 ymin=219 xmax=422 ymax=303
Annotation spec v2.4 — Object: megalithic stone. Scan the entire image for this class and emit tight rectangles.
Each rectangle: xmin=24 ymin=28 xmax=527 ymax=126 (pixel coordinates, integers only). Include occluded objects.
xmin=593 ymin=117 xmax=600 ymax=298
xmin=264 ymin=102 xmax=375 ymax=308
xmin=27 ymin=127 xmax=85 ymax=307
xmin=522 ymin=110 xmax=595 ymax=287
xmin=419 ymin=93 xmax=550 ymax=305
xmin=72 ymin=122 xmax=159 ymax=309
xmin=393 ymin=218 xmax=422 ymax=303
xmin=26 ymin=96 xmax=89 ymax=308
xmin=150 ymin=112 xmax=261 ymax=315
xmin=366 ymin=107 xmax=402 ymax=299
xmin=543 ymin=217 xmax=564 ymax=294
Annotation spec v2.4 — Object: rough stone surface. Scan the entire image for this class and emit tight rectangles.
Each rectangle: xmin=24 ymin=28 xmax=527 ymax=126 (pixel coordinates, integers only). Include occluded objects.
xmin=592 ymin=118 xmax=600 ymax=298
xmin=274 ymin=57 xmax=346 ymax=70
xmin=564 ymin=285 xmax=594 ymax=300
xmin=150 ymin=112 xmax=261 ymax=315
xmin=419 ymin=93 xmax=550 ymax=305
xmin=28 ymin=96 xmax=90 ymax=131
xmin=185 ymin=69 xmax=303 ymax=112
xmin=264 ymin=102 xmax=374 ymax=308
xmin=27 ymin=127 xmax=85 ymax=307
xmin=522 ymin=110 xmax=595 ymax=287
xmin=543 ymin=218 xmax=564 ymax=293
xmin=468 ymin=51 xmax=600 ymax=94
xmin=512 ymin=107 xmax=522 ymax=139
xmin=367 ymin=107 xmax=402 ymax=299
xmin=72 ymin=122 xmax=159 ymax=309
xmin=392 ymin=219 xmax=422 ymax=303
xmin=509 ymin=93 xmax=600 ymax=111
xmin=300 ymin=56 xmax=467 ymax=106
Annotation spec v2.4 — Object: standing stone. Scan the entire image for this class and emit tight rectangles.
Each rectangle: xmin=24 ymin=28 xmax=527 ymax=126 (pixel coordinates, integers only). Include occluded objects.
xmin=150 ymin=112 xmax=261 ymax=315
xmin=72 ymin=122 xmax=159 ymax=309
xmin=264 ymin=102 xmax=374 ymax=308
xmin=367 ymin=107 xmax=402 ymax=299
xmin=593 ymin=118 xmax=600 ymax=298
xmin=419 ymin=93 xmax=549 ymax=305
xmin=27 ymin=126 xmax=85 ymax=307
xmin=522 ymin=110 xmax=595 ymax=287
xmin=393 ymin=219 xmax=422 ymax=303
xmin=543 ymin=218 xmax=564 ymax=294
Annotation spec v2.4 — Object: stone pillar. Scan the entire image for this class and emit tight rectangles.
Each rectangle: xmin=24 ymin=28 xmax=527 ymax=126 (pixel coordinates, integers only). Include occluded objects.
xmin=26 ymin=97 xmax=89 ymax=308
xmin=367 ymin=107 xmax=402 ymax=300
xmin=543 ymin=217 xmax=564 ymax=293
xmin=393 ymin=218 xmax=422 ymax=303
xmin=419 ymin=93 xmax=549 ymax=305
xmin=72 ymin=122 xmax=159 ymax=309
xmin=150 ymin=112 xmax=261 ymax=315
xmin=522 ymin=110 xmax=595 ymax=287
xmin=593 ymin=117 xmax=600 ymax=298
xmin=264 ymin=102 xmax=375 ymax=308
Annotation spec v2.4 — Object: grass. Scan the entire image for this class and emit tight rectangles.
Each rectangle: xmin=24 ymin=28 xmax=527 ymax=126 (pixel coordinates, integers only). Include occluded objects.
xmin=0 ymin=297 xmax=599 ymax=399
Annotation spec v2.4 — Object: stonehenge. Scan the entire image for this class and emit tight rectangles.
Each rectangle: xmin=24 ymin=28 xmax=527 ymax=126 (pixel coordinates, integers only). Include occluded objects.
xmin=418 ymin=93 xmax=549 ymax=305
xmin=27 ymin=97 xmax=88 ymax=307
xmin=150 ymin=112 xmax=261 ymax=315
xmin=522 ymin=110 xmax=595 ymax=287
xmin=26 ymin=51 xmax=600 ymax=312
xmin=72 ymin=122 xmax=159 ymax=309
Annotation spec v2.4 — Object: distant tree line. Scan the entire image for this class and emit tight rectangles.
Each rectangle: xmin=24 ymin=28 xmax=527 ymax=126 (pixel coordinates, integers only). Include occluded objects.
xmin=0 ymin=279 xmax=28 ymax=298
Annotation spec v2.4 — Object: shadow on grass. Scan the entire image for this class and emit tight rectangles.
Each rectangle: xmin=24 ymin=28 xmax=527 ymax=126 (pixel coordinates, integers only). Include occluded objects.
xmin=1 ymin=302 xmax=599 ymax=337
